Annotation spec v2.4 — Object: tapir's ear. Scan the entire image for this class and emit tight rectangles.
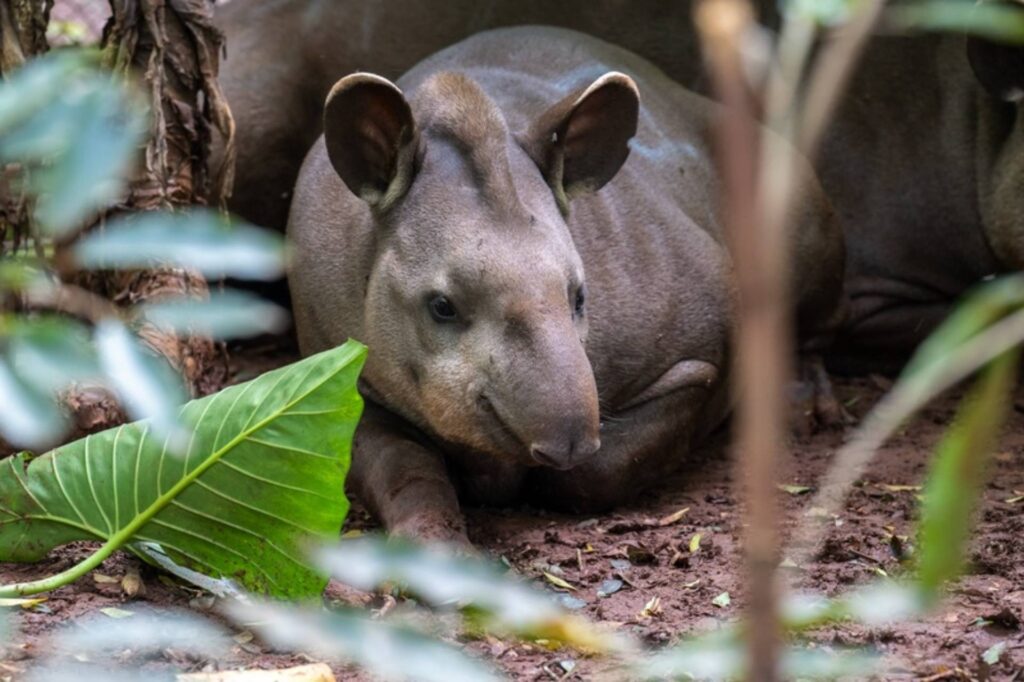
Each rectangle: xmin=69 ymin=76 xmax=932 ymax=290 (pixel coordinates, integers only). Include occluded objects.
xmin=520 ymin=72 xmax=640 ymax=211
xmin=324 ymin=73 xmax=418 ymax=209
xmin=967 ymin=35 xmax=1024 ymax=102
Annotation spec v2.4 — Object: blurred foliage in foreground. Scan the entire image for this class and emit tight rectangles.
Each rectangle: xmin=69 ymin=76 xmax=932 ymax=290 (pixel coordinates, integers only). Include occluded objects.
xmin=0 ymin=50 xmax=288 ymax=451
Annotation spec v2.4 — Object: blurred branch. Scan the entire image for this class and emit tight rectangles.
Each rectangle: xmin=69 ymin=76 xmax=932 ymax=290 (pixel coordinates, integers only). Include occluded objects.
xmin=797 ymin=2 xmax=885 ymax=155
xmin=696 ymin=1 xmax=782 ymax=680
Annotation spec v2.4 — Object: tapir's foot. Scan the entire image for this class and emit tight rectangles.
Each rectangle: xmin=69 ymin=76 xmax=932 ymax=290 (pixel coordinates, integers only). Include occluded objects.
xmin=390 ymin=510 xmax=472 ymax=552
xmin=790 ymin=354 xmax=854 ymax=434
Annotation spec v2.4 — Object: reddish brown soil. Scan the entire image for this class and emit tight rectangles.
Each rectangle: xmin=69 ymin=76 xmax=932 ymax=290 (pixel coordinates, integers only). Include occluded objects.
xmin=3 ymin=353 xmax=1024 ymax=681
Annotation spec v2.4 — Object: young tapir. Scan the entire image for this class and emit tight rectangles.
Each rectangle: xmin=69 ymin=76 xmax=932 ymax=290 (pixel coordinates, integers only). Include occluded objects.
xmin=288 ymin=27 xmax=845 ymax=543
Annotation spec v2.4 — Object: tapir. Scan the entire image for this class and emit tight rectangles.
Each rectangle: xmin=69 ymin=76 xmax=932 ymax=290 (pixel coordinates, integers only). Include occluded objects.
xmin=819 ymin=33 xmax=1024 ymax=373
xmin=287 ymin=27 xmax=846 ymax=543
xmin=216 ymin=0 xmax=1024 ymax=373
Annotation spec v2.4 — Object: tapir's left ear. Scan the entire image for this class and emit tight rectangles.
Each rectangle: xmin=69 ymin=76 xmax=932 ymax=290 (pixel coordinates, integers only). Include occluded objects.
xmin=520 ymin=72 xmax=640 ymax=211
xmin=967 ymin=35 xmax=1024 ymax=102
xmin=324 ymin=73 xmax=419 ymax=210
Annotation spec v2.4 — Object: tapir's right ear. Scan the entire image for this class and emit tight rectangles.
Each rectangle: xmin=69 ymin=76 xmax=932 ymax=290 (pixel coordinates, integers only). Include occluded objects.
xmin=520 ymin=72 xmax=640 ymax=213
xmin=324 ymin=73 xmax=418 ymax=210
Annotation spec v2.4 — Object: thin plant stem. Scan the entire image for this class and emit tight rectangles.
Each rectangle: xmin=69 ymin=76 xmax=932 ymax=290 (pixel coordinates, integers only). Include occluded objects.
xmin=696 ymin=1 xmax=783 ymax=679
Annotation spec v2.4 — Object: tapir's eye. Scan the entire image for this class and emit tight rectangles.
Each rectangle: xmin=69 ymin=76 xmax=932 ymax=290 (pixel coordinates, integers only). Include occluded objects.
xmin=573 ymin=286 xmax=586 ymax=317
xmin=429 ymin=295 xmax=458 ymax=322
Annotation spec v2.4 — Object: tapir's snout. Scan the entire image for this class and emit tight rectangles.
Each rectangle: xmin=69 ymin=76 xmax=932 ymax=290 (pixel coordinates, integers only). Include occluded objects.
xmin=519 ymin=320 xmax=602 ymax=470
xmin=530 ymin=428 xmax=601 ymax=471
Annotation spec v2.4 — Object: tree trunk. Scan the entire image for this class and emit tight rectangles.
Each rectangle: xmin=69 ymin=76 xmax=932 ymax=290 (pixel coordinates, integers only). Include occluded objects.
xmin=0 ymin=0 xmax=52 ymax=255
xmin=96 ymin=0 xmax=236 ymax=398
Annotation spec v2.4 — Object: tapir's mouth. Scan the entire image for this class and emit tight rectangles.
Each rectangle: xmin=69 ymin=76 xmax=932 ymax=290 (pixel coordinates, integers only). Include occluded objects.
xmin=477 ymin=394 xmax=530 ymax=457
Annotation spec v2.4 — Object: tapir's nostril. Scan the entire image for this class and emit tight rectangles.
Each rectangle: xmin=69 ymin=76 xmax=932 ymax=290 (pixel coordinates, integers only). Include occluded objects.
xmin=530 ymin=436 xmax=601 ymax=470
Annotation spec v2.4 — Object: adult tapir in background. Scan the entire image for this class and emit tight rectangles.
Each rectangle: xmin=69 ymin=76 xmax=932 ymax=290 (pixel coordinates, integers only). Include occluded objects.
xmin=212 ymin=0 xmax=703 ymax=234
xmin=287 ymin=27 xmax=846 ymax=542
xmin=215 ymin=0 xmax=1024 ymax=373
xmin=821 ymin=33 xmax=1024 ymax=373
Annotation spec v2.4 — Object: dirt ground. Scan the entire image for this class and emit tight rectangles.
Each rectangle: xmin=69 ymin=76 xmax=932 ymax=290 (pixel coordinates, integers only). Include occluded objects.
xmin=3 ymin=344 xmax=1024 ymax=681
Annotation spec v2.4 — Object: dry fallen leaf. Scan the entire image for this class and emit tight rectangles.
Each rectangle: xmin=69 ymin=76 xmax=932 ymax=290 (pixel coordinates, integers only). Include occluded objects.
xmin=92 ymin=573 xmax=119 ymax=585
xmin=778 ymin=484 xmax=813 ymax=495
xmin=639 ymin=596 xmax=663 ymax=618
xmin=0 ymin=597 xmax=47 ymax=609
xmin=543 ymin=572 xmax=577 ymax=591
xmin=122 ymin=570 xmax=144 ymax=597
xmin=99 ymin=607 xmax=134 ymax=619
xmin=177 ymin=663 xmax=336 ymax=682
xmin=712 ymin=592 xmax=731 ymax=608
xmin=688 ymin=533 xmax=702 ymax=554
xmin=657 ymin=507 xmax=690 ymax=527
xmin=879 ymin=484 xmax=921 ymax=493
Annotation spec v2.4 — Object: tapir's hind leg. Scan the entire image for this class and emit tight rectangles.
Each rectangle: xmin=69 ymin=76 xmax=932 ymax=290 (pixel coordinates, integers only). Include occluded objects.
xmin=788 ymin=165 xmax=851 ymax=430
xmin=349 ymin=403 xmax=469 ymax=546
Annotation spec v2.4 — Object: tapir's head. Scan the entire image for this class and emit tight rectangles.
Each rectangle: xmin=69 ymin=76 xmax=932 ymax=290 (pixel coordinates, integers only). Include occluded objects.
xmin=322 ymin=69 xmax=639 ymax=469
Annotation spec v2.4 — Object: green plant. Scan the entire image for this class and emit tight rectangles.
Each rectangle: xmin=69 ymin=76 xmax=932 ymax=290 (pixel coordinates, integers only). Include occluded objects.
xmin=0 ymin=341 xmax=366 ymax=598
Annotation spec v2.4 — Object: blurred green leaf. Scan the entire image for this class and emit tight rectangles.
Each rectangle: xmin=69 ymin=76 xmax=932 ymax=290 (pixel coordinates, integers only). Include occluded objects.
xmin=917 ymin=348 xmax=1019 ymax=599
xmin=638 ymin=632 xmax=743 ymax=680
xmin=227 ymin=599 xmax=501 ymax=682
xmin=0 ymin=52 xmax=89 ymax=133
xmin=902 ymin=276 xmax=1024 ymax=384
xmin=784 ymin=0 xmax=860 ymax=27
xmin=30 ymin=85 xmax=145 ymax=236
xmin=51 ymin=610 xmax=230 ymax=657
xmin=73 ymin=211 xmax=287 ymax=281
xmin=983 ymin=641 xmax=1007 ymax=665
xmin=0 ymin=51 xmax=145 ymax=236
xmin=888 ymin=0 xmax=1024 ymax=44
xmin=839 ymin=582 xmax=925 ymax=626
xmin=318 ymin=538 xmax=623 ymax=652
xmin=0 ymin=356 xmax=66 ymax=449
xmin=0 ymin=261 xmax=46 ymax=292
xmin=639 ymin=630 xmax=880 ymax=681
xmin=781 ymin=647 xmax=880 ymax=678
xmin=6 ymin=317 xmax=101 ymax=394
xmin=0 ymin=342 xmax=365 ymax=598
xmin=93 ymin=319 xmax=188 ymax=450
xmin=138 ymin=291 xmax=289 ymax=340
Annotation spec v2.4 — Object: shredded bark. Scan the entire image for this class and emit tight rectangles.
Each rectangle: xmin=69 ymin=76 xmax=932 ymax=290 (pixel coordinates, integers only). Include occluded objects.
xmin=0 ymin=0 xmax=52 ymax=256
xmin=87 ymin=0 xmax=235 ymax=404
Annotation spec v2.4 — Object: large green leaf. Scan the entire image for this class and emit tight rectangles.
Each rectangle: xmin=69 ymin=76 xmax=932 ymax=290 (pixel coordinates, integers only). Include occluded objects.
xmin=0 ymin=341 xmax=366 ymax=598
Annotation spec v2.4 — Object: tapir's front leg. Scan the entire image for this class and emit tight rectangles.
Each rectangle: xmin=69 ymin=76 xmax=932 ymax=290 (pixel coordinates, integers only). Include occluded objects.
xmin=349 ymin=403 xmax=468 ymax=545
